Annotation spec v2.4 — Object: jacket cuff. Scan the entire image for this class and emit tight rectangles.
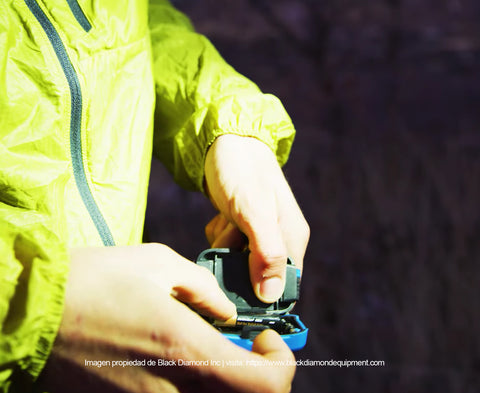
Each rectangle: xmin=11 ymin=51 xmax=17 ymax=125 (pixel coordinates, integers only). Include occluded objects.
xmin=178 ymin=93 xmax=296 ymax=194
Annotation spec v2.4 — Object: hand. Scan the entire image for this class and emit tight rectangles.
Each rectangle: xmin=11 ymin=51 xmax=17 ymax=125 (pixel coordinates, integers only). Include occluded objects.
xmin=38 ymin=245 xmax=295 ymax=393
xmin=204 ymin=135 xmax=310 ymax=303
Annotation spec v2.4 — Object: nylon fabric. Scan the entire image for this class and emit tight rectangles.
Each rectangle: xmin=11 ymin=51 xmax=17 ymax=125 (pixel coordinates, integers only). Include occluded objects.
xmin=0 ymin=0 xmax=296 ymax=391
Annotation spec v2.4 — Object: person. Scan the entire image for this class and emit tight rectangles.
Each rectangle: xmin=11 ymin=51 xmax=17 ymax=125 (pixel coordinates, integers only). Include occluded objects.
xmin=0 ymin=0 xmax=309 ymax=392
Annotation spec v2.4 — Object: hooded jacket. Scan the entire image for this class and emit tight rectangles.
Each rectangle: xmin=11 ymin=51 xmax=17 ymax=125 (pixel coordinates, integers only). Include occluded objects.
xmin=0 ymin=0 xmax=295 ymax=391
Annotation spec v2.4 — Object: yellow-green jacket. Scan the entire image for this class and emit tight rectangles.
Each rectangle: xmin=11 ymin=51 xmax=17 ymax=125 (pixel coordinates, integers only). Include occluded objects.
xmin=0 ymin=0 xmax=295 ymax=391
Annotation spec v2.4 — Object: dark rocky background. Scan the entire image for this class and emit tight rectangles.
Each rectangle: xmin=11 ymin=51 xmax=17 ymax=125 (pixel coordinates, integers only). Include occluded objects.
xmin=144 ymin=1 xmax=480 ymax=392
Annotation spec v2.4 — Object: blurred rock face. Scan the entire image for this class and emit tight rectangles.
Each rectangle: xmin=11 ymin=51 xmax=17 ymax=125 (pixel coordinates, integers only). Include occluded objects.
xmin=146 ymin=1 xmax=480 ymax=392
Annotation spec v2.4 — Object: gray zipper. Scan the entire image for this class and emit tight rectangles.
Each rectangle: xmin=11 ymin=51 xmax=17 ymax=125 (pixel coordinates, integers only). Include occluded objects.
xmin=66 ymin=0 xmax=92 ymax=32
xmin=24 ymin=0 xmax=115 ymax=246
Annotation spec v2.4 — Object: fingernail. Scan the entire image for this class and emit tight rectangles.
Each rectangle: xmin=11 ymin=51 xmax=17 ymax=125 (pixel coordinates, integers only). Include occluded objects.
xmin=260 ymin=277 xmax=284 ymax=302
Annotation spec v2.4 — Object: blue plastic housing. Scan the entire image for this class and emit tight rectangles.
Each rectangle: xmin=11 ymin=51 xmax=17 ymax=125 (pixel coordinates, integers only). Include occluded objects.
xmin=196 ymin=248 xmax=308 ymax=351
xmin=222 ymin=314 xmax=308 ymax=351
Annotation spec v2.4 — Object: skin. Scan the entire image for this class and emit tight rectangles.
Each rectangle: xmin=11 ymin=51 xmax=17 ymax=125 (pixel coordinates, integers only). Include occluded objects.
xmin=38 ymin=135 xmax=309 ymax=393
xmin=205 ymin=135 xmax=309 ymax=302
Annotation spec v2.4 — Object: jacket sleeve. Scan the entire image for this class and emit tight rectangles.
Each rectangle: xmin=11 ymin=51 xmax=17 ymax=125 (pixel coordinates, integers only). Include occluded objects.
xmin=0 ymin=204 xmax=68 ymax=393
xmin=148 ymin=0 xmax=296 ymax=191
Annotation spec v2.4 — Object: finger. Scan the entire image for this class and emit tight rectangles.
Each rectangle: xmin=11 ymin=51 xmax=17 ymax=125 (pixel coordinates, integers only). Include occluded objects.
xmin=171 ymin=267 xmax=236 ymax=320
xmin=250 ymin=330 xmax=296 ymax=393
xmin=213 ymin=215 xmax=229 ymax=239
xmin=205 ymin=214 xmax=222 ymax=245
xmin=275 ymin=184 xmax=310 ymax=273
xmin=251 ymin=329 xmax=292 ymax=356
xmin=211 ymin=223 xmax=246 ymax=250
xmin=251 ymin=329 xmax=296 ymax=378
xmin=156 ymin=298 xmax=295 ymax=393
xmin=165 ymin=254 xmax=236 ymax=320
xmin=233 ymin=194 xmax=287 ymax=303
xmin=279 ymin=215 xmax=309 ymax=274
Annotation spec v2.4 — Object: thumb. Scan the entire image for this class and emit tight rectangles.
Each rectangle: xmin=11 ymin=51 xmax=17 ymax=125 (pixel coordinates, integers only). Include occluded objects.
xmin=237 ymin=200 xmax=288 ymax=303
xmin=251 ymin=329 xmax=294 ymax=361
xmin=251 ymin=329 xmax=296 ymax=391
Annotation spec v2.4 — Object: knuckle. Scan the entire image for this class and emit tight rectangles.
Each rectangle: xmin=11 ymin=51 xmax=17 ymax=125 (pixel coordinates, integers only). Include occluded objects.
xmin=255 ymin=251 xmax=288 ymax=274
